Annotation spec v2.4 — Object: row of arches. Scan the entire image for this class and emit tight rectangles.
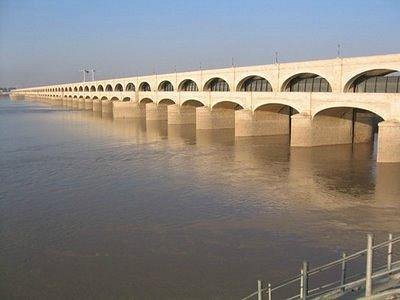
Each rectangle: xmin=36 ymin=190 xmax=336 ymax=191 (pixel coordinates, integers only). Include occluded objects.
xmin=28 ymin=69 xmax=400 ymax=94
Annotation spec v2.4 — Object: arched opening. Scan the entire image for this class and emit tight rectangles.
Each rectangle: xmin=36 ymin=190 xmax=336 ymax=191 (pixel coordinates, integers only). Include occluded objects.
xmin=97 ymin=85 xmax=104 ymax=92
xmin=139 ymin=82 xmax=151 ymax=91
xmin=110 ymin=97 xmax=119 ymax=101
xmin=250 ymin=104 xmax=300 ymax=137
xmin=126 ymin=83 xmax=135 ymax=91
xmin=282 ymin=73 xmax=332 ymax=92
xmin=204 ymin=78 xmax=230 ymax=91
xmin=73 ymin=95 xmax=77 ymax=98
xmin=344 ymin=69 xmax=400 ymax=93
xmin=79 ymin=86 xmax=83 ymax=92
xmin=159 ymin=99 xmax=175 ymax=105
xmin=182 ymin=99 xmax=204 ymax=107
xmin=179 ymin=79 xmax=199 ymax=91
xmin=105 ymin=84 xmax=113 ymax=92
xmin=158 ymin=81 xmax=174 ymax=91
xmin=212 ymin=101 xmax=243 ymax=110
xmin=90 ymin=86 xmax=96 ymax=92
xmin=74 ymin=87 xmax=78 ymax=92
xmin=84 ymin=86 xmax=89 ymax=92
xmin=61 ymin=88 xmax=64 ymax=92
xmin=85 ymin=96 xmax=90 ymax=99
xmin=79 ymin=95 xmax=84 ymax=99
xmin=101 ymin=96 xmax=108 ymax=101
xmin=237 ymin=76 xmax=273 ymax=92
xmin=115 ymin=83 xmax=123 ymax=91
xmin=93 ymin=96 xmax=99 ymax=100
xmin=139 ymin=98 xmax=153 ymax=104
xmin=122 ymin=97 xmax=130 ymax=102
xmin=69 ymin=87 xmax=72 ymax=92
xmin=312 ymin=107 xmax=384 ymax=147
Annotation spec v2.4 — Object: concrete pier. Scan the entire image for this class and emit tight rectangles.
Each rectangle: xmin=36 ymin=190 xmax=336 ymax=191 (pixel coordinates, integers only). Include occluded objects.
xmin=167 ymin=104 xmax=196 ymax=124
xmin=377 ymin=121 xmax=400 ymax=163
xmin=235 ymin=109 xmax=290 ymax=137
xmin=146 ymin=103 xmax=168 ymax=121
xmin=84 ymin=99 xmax=93 ymax=110
xmin=101 ymin=100 xmax=113 ymax=115
xmin=196 ymin=107 xmax=235 ymax=130
xmin=113 ymin=101 xmax=145 ymax=118
xmin=78 ymin=98 xmax=85 ymax=109
xmin=93 ymin=99 xmax=102 ymax=112
xmin=290 ymin=114 xmax=314 ymax=147
xmin=72 ymin=99 xmax=79 ymax=109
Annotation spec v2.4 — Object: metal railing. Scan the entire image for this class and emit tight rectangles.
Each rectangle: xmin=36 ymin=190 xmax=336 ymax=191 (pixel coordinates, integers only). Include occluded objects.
xmin=241 ymin=233 xmax=400 ymax=300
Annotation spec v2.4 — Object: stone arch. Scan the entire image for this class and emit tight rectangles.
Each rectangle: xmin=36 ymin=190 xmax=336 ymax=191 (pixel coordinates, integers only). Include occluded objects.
xmin=312 ymin=106 xmax=385 ymax=146
xmin=237 ymin=75 xmax=273 ymax=92
xmin=110 ymin=97 xmax=119 ymax=101
xmin=159 ymin=99 xmax=175 ymax=105
xmin=79 ymin=95 xmax=84 ymax=98
xmin=281 ymin=73 xmax=332 ymax=92
xmin=158 ymin=80 xmax=174 ymax=91
xmin=122 ymin=97 xmax=130 ymax=102
xmin=73 ymin=95 xmax=77 ymax=98
xmin=85 ymin=96 xmax=90 ymax=99
xmin=93 ymin=96 xmax=99 ymax=100
xmin=255 ymin=103 xmax=299 ymax=114
xmin=105 ymin=84 xmax=113 ymax=92
xmin=139 ymin=98 xmax=153 ymax=104
xmin=68 ymin=87 xmax=72 ymax=92
xmin=115 ymin=83 xmax=123 ymax=91
xmin=90 ymin=85 xmax=96 ymax=92
xmin=79 ymin=86 xmax=83 ymax=92
xmin=181 ymin=99 xmax=204 ymax=107
xmin=73 ymin=87 xmax=77 ymax=92
xmin=139 ymin=82 xmax=151 ymax=91
xmin=343 ymin=69 xmax=400 ymax=93
xmin=204 ymin=77 xmax=230 ymax=91
xmin=178 ymin=79 xmax=199 ymax=91
xmin=84 ymin=86 xmax=89 ymax=92
xmin=126 ymin=83 xmax=135 ymax=91
xmin=61 ymin=88 xmax=64 ymax=92
xmin=212 ymin=101 xmax=243 ymax=110
xmin=101 ymin=96 xmax=108 ymax=101
xmin=97 ymin=85 xmax=104 ymax=92
xmin=312 ymin=105 xmax=387 ymax=121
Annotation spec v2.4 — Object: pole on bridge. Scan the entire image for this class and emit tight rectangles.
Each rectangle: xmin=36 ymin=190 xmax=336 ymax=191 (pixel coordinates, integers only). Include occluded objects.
xmin=365 ymin=234 xmax=374 ymax=297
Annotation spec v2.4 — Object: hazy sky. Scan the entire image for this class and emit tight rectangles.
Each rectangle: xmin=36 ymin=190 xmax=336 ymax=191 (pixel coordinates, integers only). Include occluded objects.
xmin=0 ymin=0 xmax=399 ymax=88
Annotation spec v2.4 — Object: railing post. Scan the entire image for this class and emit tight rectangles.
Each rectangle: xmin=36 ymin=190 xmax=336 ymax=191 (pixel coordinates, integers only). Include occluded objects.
xmin=341 ymin=252 xmax=347 ymax=292
xmin=387 ymin=233 xmax=393 ymax=271
xmin=365 ymin=234 xmax=374 ymax=297
xmin=268 ymin=283 xmax=272 ymax=300
xmin=258 ymin=280 xmax=263 ymax=300
xmin=300 ymin=261 xmax=308 ymax=299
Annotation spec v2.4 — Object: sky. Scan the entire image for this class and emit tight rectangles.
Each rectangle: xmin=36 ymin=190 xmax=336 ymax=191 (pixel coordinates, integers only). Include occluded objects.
xmin=0 ymin=0 xmax=399 ymax=88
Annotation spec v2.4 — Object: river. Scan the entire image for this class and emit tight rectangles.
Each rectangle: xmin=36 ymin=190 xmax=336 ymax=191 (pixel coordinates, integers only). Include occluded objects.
xmin=1 ymin=97 xmax=399 ymax=299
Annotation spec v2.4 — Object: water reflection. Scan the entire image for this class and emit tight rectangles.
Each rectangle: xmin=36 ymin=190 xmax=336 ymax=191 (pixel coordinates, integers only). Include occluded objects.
xmin=1 ymin=98 xmax=400 ymax=300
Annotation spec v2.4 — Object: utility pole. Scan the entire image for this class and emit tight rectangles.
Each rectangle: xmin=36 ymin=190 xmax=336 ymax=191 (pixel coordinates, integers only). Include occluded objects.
xmin=337 ymin=44 xmax=341 ymax=58
xmin=90 ymin=69 xmax=96 ymax=81
xmin=80 ymin=69 xmax=89 ymax=82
